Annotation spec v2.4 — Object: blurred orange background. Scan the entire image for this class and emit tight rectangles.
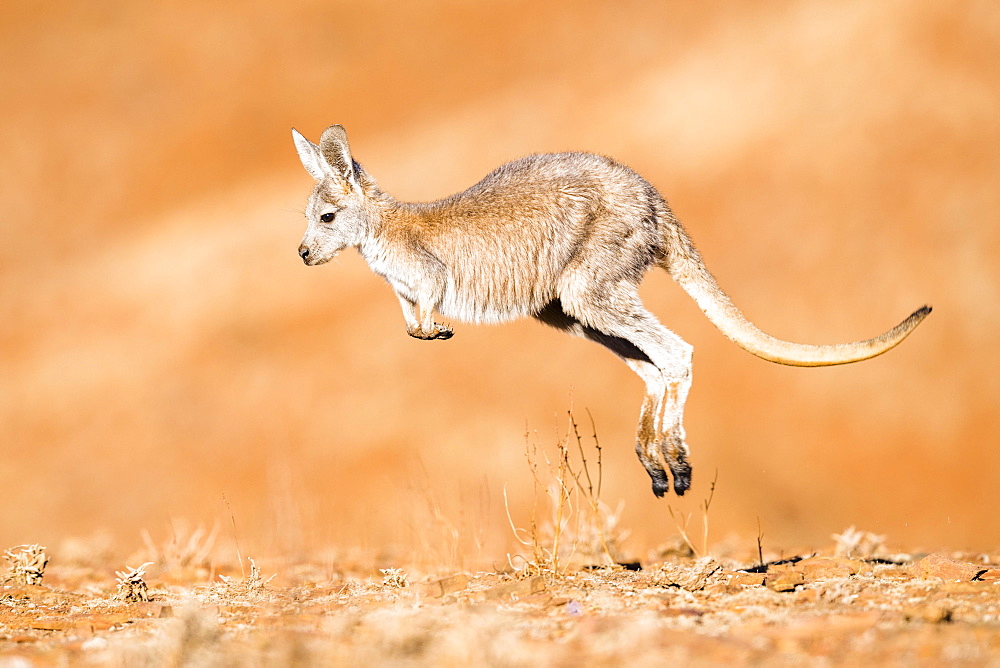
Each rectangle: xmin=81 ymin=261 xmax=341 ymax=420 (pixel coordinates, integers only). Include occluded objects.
xmin=2 ymin=0 xmax=997 ymax=562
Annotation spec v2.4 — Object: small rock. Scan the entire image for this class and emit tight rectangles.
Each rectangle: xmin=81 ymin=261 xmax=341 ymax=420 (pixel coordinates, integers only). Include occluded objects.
xmin=798 ymin=557 xmax=862 ymax=580
xmin=29 ymin=619 xmax=75 ymax=631
xmin=478 ymin=576 xmax=545 ymax=601
xmin=765 ymin=568 xmax=805 ymax=592
xmin=84 ymin=612 xmax=135 ymax=631
xmin=903 ymin=604 xmax=952 ymax=623
xmin=727 ymin=571 xmax=766 ymax=587
xmin=796 ymin=587 xmax=822 ymax=603
xmin=654 ymin=557 xmax=721 ymax=591
xmin=939 ymin=581 xmax=995 ymax=594
xmin=909 ymin=553 xmax=980 ymax=582
xmin=416 ymin=574 xmax=470 ymax=598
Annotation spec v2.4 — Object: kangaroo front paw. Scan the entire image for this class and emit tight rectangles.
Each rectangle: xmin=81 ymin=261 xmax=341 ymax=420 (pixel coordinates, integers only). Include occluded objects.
xmin=407 ymin=323 xmax=454 ymax=340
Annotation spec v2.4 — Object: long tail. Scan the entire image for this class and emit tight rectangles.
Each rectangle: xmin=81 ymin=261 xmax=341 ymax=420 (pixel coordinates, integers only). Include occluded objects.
xmin=663 ymin=225 xmax=931 ymax=367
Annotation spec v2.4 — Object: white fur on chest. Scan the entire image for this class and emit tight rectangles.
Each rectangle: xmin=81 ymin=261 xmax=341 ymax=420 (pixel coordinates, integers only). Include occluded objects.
xmin=360 ymin=240 xmax=536 ymax=325
xmin=359 ymin=241 xmax=415 ymax=298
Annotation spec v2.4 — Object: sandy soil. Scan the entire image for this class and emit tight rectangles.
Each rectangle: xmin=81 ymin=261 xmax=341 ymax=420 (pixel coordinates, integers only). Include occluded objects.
xmin=2 ymin=543 xmax=999 ymax=666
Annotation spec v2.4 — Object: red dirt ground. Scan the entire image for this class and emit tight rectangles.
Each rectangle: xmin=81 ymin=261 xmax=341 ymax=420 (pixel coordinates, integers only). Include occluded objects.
xmin=2 ymin=545 xmax=999 ymax=665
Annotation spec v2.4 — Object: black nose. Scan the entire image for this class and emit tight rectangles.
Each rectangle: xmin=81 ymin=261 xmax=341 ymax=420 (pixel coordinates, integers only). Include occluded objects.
xmin=298 ymin=247 xmax=310 ymax=260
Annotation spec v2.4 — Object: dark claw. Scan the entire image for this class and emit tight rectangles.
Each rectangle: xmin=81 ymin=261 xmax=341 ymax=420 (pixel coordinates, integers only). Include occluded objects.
xmin=650 ymin=470 xmax=670 ymax=498
xmin=671 ymin=461 xmax=692 ymax=496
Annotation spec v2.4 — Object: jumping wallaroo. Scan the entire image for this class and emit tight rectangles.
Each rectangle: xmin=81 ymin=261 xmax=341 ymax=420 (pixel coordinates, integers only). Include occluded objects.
xmin=292 ymin=124 xmax=931 ymax=497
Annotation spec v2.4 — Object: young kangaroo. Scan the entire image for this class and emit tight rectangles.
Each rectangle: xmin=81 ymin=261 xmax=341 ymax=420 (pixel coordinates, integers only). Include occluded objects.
xmin=293 ymin=124 xmax=931 ymax=497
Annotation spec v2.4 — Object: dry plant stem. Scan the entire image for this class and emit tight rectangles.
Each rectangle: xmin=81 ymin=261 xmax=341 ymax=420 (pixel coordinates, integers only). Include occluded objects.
xmin=585 ymin=408 xmax=603 ymax=500
xmin=702 ymin=470 xmax=718 ymax=557
xmin=667 ymin=469 xmax=718 ymax=558
xmin=757 ymin=517 xmax=765 ymax=569
xmin=668 ymin=505 xmax=699 ymax=558
xmin=529 ymin=432 xmax=562 ymax=573
xmin=514 ymin=429 xmax=571 ymax=576
xmin=550 ymin=435 xmax=570 ymax=573
xmin=222 ymin=492 xmax=244 ymax=579
xmin=502 ymin=482 xmax=539 ymax=576
xmin=503 ymin=485 xmax=532 ymax=549
xmin=569 ymin=411 xmax=615 ymax=565
xmin=526 ymin=436 xmax=547 ymax=570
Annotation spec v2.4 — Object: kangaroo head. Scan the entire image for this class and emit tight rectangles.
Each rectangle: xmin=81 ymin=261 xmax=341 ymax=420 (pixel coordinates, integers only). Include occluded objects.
xmin=293 ymin=125 xmax=376 ymax=265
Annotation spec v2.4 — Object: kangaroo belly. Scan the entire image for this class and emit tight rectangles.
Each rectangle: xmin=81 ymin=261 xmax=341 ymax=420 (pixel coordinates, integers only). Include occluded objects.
xmin=438 ymin=267 xmax=556 ymax=324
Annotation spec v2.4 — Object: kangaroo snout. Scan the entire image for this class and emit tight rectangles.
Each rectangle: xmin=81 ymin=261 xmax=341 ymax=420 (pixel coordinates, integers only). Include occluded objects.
xmin=298 ymin=242 xmax=337 ymax=266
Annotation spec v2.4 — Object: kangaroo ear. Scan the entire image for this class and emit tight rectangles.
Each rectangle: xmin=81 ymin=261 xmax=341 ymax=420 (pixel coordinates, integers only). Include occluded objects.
xmin=318 ymin=124 xmax=359 ymax=187
xmin=292 ymin=128 xmax=328 ymax=181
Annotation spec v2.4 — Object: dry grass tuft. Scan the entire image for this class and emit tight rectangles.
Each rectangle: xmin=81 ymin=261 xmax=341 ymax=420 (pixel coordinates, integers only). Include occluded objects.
xmin=115 ymin=562 xmax=154 ymax=602
xmin=4 ymin=544 xmax=49 ymax=585
xmin=215 ymin=557 xmax=275 ymax=600
xmin=380 ymin=568 xmax=409 ymax=589
xmin=506 ymin=410 xmax=629 ymax=579
xmin=832 ymin=526 xmax=886 ymax=559
xmin=139 ymin=520 xmax=218 ymax=572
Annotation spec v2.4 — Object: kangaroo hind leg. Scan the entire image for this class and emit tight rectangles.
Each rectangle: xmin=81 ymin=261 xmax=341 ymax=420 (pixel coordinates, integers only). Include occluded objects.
xmin=556 ymin=288 xmax=695 ymax=496
xmin=534 ymin=299 xmax=692 ymax=496
xmin=619 ymin=325 xmax=694 ymax=497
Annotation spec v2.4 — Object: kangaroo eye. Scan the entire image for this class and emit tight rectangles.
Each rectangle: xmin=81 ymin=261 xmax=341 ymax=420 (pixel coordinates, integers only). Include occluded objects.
xmin=319 ymin=212 xmax=336 ymax=223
